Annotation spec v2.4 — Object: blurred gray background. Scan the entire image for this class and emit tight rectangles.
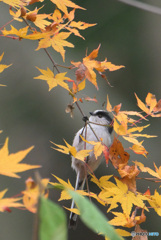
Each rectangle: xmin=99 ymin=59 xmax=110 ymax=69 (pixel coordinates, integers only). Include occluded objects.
xmin=0 ymin=0 xmax=161 ymax=239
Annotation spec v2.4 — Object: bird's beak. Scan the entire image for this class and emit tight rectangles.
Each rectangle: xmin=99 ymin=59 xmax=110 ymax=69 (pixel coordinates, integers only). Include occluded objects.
xmin=89 ymin=112 xmax=94 ymax=116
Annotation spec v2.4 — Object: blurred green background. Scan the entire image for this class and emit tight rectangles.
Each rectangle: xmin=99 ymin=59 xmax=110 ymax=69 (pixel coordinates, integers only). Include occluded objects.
xmin=0 ymin=0 xmax=161 ymax=239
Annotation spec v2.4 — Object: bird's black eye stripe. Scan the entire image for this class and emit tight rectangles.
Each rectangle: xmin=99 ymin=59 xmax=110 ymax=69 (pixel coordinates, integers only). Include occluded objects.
xmin=92 ymin=111 xmax=112 ymax=123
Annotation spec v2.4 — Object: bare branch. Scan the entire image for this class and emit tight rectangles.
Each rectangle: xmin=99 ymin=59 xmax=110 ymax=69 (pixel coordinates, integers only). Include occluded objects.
xmin=118 ymin=0 xmax=161 ymax=15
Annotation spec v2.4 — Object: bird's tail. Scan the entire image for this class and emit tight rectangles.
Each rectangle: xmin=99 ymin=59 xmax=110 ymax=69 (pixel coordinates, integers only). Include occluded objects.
xmin=69 ymin=171 xmax=85 ymax=229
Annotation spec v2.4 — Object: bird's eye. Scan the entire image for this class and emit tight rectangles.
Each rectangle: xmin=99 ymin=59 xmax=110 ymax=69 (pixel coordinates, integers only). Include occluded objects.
xmin=98 ymin=114 xmax=102 ymax=118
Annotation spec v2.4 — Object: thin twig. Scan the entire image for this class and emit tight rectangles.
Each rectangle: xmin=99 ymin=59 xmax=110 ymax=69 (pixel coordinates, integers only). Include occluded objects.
xmin=43 ymin=48 xmax=60 ymax=73
xmin=136 ymin=177 xmax=161 ymax=182
xmin=118 ymin=0 xmax=161 ymax=15
xmin=0 ymin=19 xmax=14 ymax=31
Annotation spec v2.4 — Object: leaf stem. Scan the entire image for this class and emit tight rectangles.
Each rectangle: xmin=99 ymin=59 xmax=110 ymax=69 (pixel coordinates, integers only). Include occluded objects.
xmin=0 ymin=19 xmax=14 ymax=31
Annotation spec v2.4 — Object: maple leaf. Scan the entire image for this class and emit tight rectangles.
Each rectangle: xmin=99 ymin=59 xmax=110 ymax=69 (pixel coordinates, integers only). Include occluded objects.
xmin=0 ymin=0 xmax=23 ymax=8
xmin=0 ymin=138 xmax=39 ymax=178
xmin=51 ymin=139 xmax=91 ymax=161
xmin=66 ymin=21 xmax=96 ymax=39
xmin=2 ymin=25 xmax=29 ymax=39
xmin=79 ymin=135 xmax=107 ymax=160
xmin=0 ymin=189 xmax=23 ymax=212
xmin=91 ymin=175 xmax=114 ymax=190
xmin=135 ymin=92 xmax=161 ymax=117
xmin=9 ymin=8 xmax=23 ymax=22
xmin=50 ymin=175 xmax=90 ymax=202
xmin=0 ymin=52 xmax=12 ymax=74
xmin=109 ymin=210 xmax=146 ymax=228
xmin=22 ymin=177 xmax=49 ymax=213
xmin=2 ymin=25 xmax=47 ymax=41
xmin=118 ymin=164 xmax=140 ymax=193
xmin=72 ymin=45 xmax=124 ymax=89
xmin=50 ymin=0 xmax=85 ymax=15
xmin=109 ymin=137 xmax=130 ymax=169
xmin=109 ymin=212 xmax=132 ymax=227
xmin=135 ymin=161 xmax=161 ymax=179
xmin=148 ymin=190 xmax=161 ymax=216
xmin=96 ymin=177 xmax=148 ymax=217
xmin=71 ymin=45 xmax=101 ymax=89
xmin=25 ymin=8 xmax=51 ymax=30
xmin=106 ymin=95 xmax=113 ymax=112
xmin=37 ymin=32 xmax=74 ymax=61
xmin=51 ymin=32 xmax=74 ymax=61
xmin=34 ymin=67 xmax=72 ymax=92
xmin=69 ymin=21 xmax=96 ymax=30
xmin=130 ymin=141 xmax=148 ymax=157
xmin=106 ymin=95 xmax=122 ymax=114
xmin=50 ymin=175 xmax=74 ymax=201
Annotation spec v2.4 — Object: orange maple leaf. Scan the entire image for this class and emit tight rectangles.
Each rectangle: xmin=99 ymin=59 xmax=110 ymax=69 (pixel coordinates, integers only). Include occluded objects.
xmin=0 ymin=189 xmax=23 ymax=212
xmin=118 ymin=164 xmax=140 ymax=193
xmin=0 ymin=138 xmax=39 ymax=178
xmin=109 ymin=137 xmax=130 ymax=169
xmin=22 ymin=177 xmax=49 ymax=213
xmin=72 ymin=45 xmax=124 ymax=89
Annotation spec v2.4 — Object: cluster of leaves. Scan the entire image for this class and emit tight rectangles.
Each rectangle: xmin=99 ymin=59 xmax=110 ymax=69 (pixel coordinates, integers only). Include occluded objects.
xmin=52 ymin=92 xmax=161 ymax=238
xmin=1 ymin=0 xmax=161 ymax=239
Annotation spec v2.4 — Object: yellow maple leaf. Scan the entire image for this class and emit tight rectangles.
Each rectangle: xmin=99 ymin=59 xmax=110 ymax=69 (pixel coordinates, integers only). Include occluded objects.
xmin=25 ymin=7 xmax=51 ymax=30
xmin=0 ymin=189 xmax=23 ymax=212
xmin=135 ymin=161 xmax=161 ymax=179
xmin=9 ymin=8 xmax=23 ymax=22
xmin=34 ymin=67 xmax=72 ymax=92
xmin=130 ymin=141 xmax=148 ymax=157
xmin=2 ymin=25 xmax=47 ymax=41
xmin=64 ymin=207 xmax=80 ymax=215
xmin=106 ymin=95 xmax=113 ymax=112
xmin=135 ymin=92 xmax=161 ymax=117
xmin=94 ymin=176 xmax=147 ymax=217
xmin=79 ymin=135 xmax=106 ymax=160
xmin=50 ymin=175 xmax=98 ymax=204
xmin=108 ymin=212 xmax=129 ymax=227
xmin=22 ymin=177 xmax=49 ymax=213
xmin=50 ymin=175 xmax=76 ymax=201
xmin=2 ymin=25 xmax=29 ymax=39
xmin=0 ymin=52 xmax=12 ymax=74
xmin=50 ymin=0 xmax=85 ymax=15
xmin=148 ymin=190 xmax=161 ymax=216
xmin=69 ymin=21 xmax=96 ymax=30
xmin=36 ymin=32 xmax=74 ymax=61
xmin=51 ymin=139 xmax=91 ymax=162
xmin=1 ymin=0 xmax=23 ymax=8
xmin=0 ymin=138 xmax=39 ymax=178
xmin=51 ymin=32 xmax=74 ymax=61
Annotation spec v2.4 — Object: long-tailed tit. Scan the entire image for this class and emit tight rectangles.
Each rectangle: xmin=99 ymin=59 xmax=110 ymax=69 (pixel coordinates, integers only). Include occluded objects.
xmin=69 ymin=110 xmax=113 ymax=228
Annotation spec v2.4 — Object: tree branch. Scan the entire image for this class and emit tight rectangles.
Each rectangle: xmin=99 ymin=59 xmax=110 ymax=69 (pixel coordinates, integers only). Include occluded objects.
xmin=118 ymin=0 xmax=161 ymax=15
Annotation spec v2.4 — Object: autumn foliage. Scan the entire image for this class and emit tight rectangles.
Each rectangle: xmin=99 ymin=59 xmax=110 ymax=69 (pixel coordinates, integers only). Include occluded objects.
xmin=0 ymin=0 xmax=161 ymax=239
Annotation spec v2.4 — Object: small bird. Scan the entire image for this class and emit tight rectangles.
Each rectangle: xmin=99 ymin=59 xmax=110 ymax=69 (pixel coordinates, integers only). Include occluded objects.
xmin=69 ymin=110 xmax=113 ymax=228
